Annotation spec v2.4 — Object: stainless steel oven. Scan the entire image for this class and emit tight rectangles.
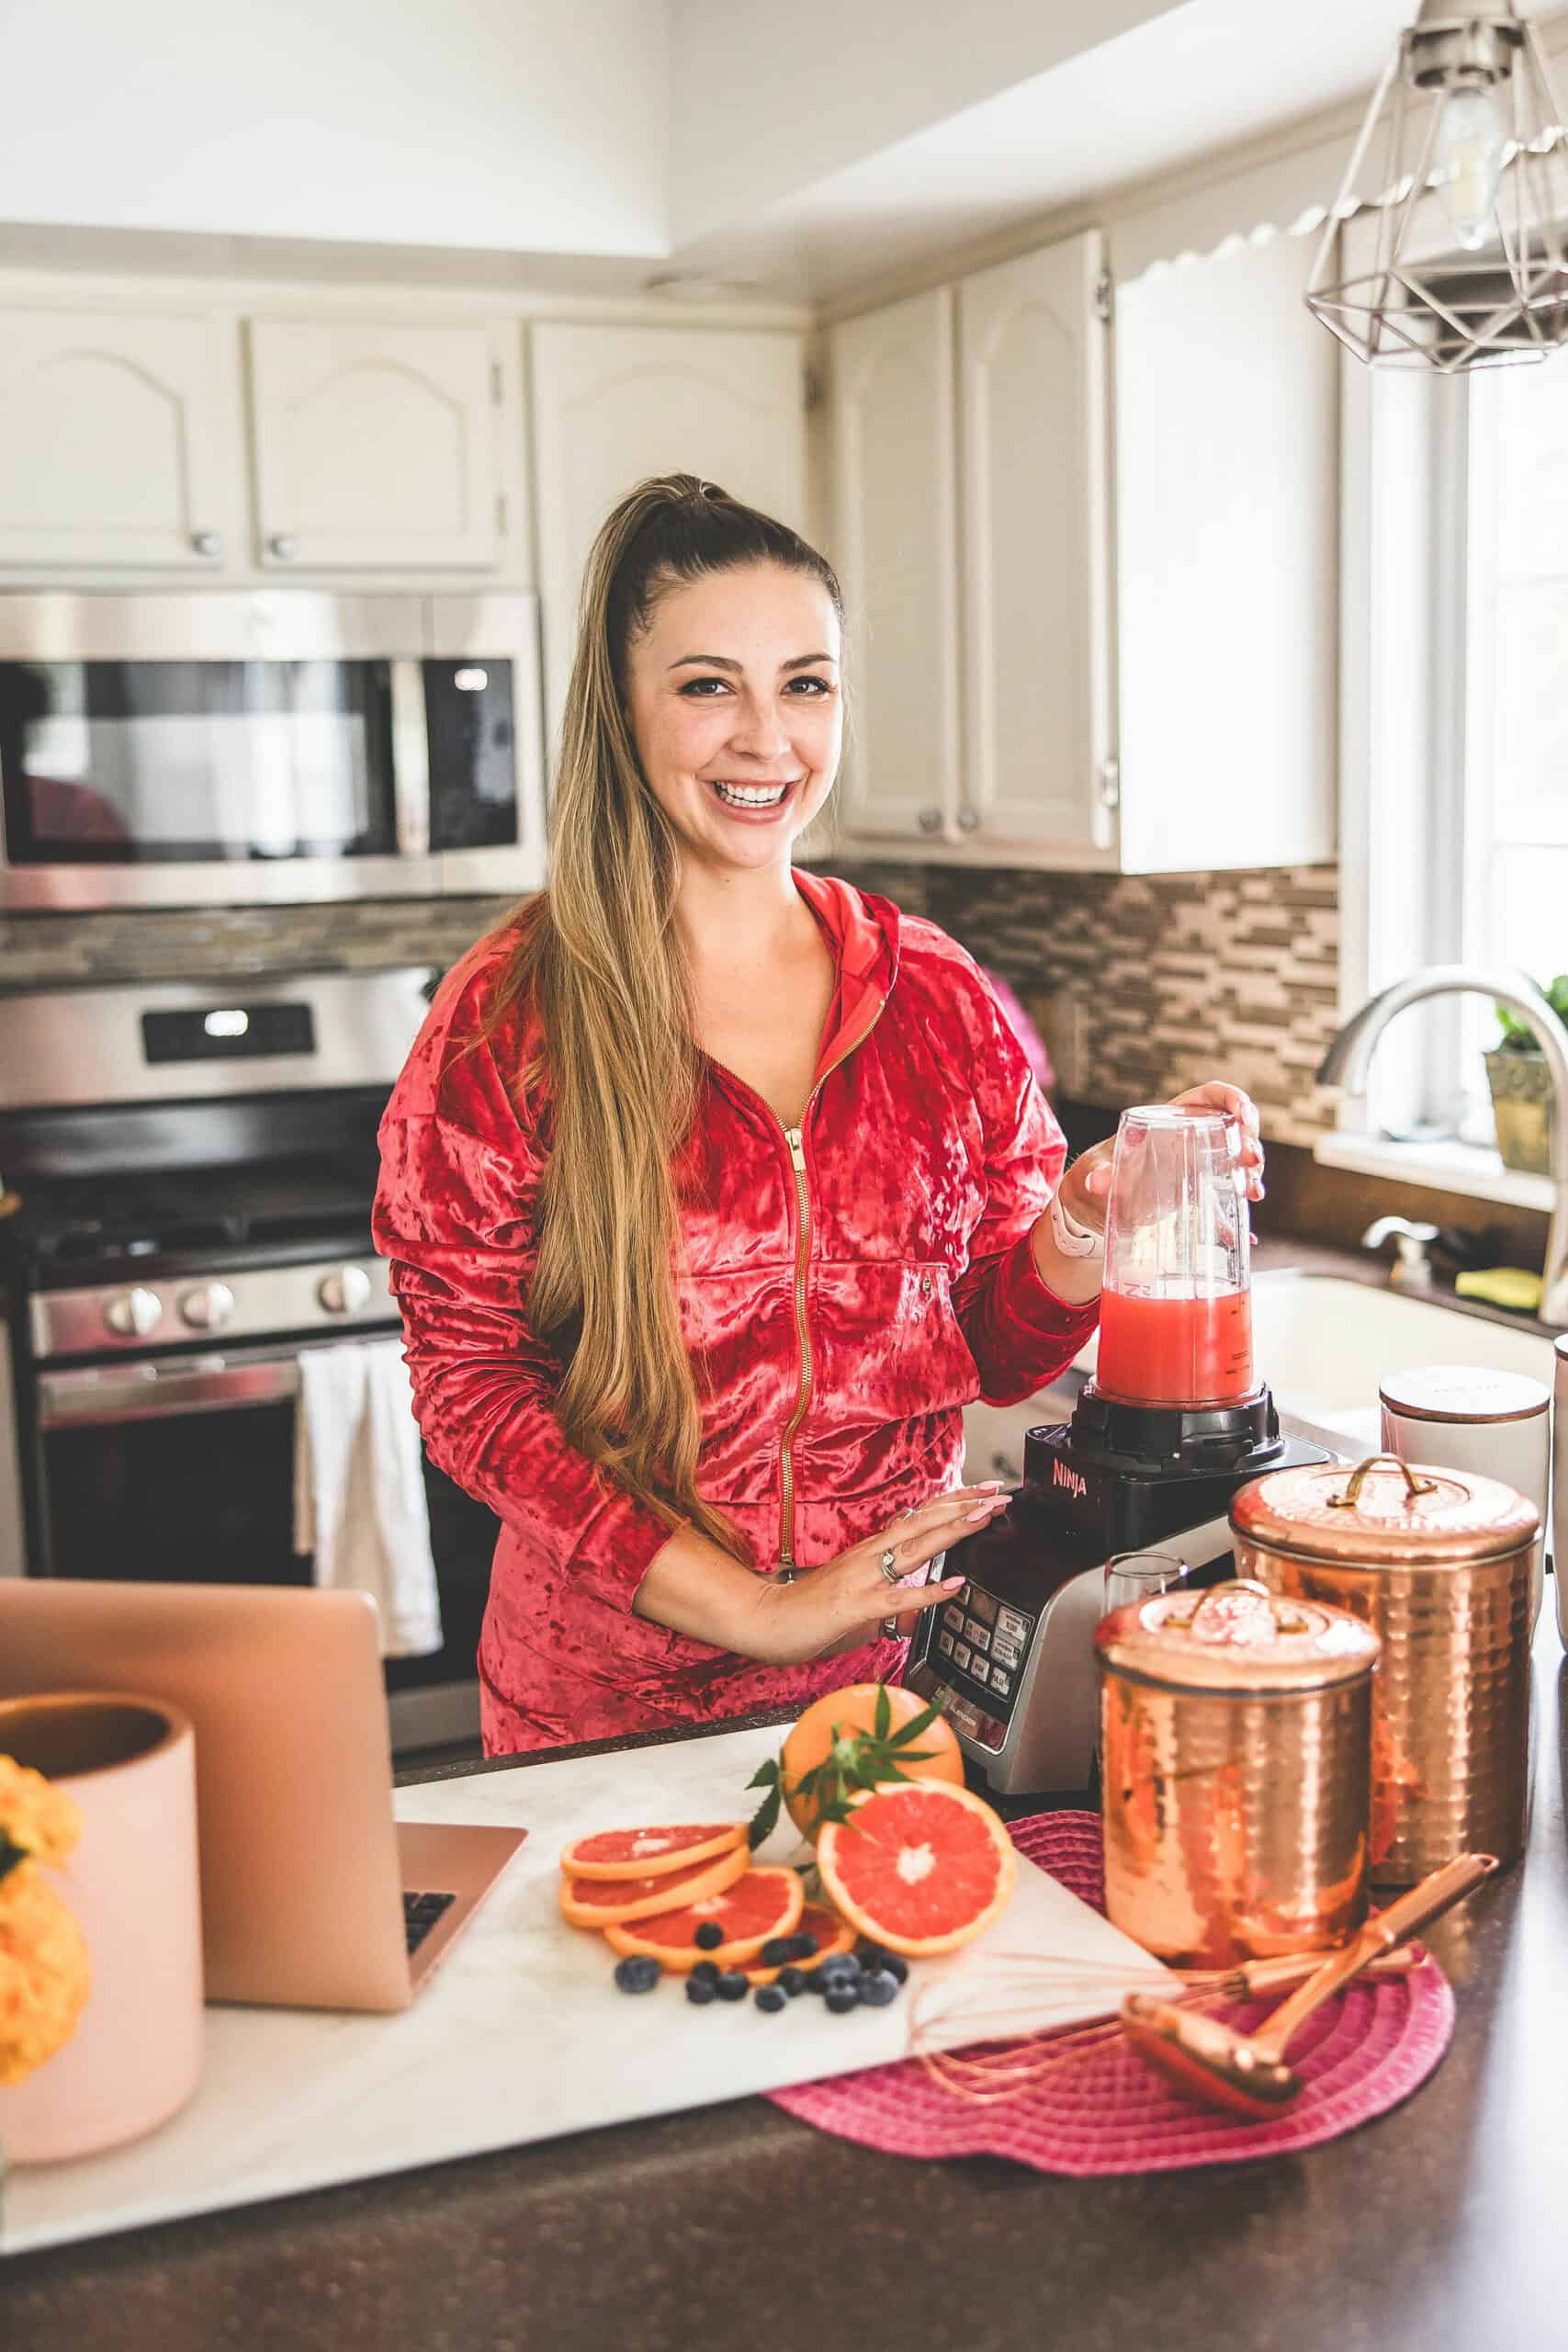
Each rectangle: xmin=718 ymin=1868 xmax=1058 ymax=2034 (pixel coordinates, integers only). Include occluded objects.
xmin=0 ymin=969 xmax=503 ymax=1755
xmin=0 ymin=591 xmax=543 ymax=910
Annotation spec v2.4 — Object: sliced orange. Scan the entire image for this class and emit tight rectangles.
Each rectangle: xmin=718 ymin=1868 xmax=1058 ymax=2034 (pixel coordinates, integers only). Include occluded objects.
xmin=558 ymin=1823 xmax=747 ymax=1882
xmin=559 ymin=1839 xmax=749 ymax=1928
xmin=743 ymin=1902 xmax=855 ymax=1985
xmin=815 ymin=1780 xmax=1017 ymax=1958
xmin=604 ymin=1866 xmax=805 ymax=1973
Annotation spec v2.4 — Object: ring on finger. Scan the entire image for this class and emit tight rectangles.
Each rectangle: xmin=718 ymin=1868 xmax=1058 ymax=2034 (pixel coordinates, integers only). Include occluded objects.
xmin=877 ymin=1546 xmax=900 ymax=1585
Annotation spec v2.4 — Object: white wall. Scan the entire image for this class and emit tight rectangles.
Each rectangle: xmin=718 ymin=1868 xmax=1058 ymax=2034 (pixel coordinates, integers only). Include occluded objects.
xmin=0 ymin=0 xmax=670 ymax=255
xmin=667 ymin=0 xmax=1186 ymax=243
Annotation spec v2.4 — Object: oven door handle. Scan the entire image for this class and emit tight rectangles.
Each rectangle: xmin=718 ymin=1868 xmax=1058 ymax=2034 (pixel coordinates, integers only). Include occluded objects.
xmin=37 ymin=1347 xmax=310 ymax=1429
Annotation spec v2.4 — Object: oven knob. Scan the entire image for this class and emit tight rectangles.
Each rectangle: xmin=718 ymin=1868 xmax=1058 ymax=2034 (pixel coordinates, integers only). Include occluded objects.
xmin=179 ymin=1282 xmax=235 ymax=1331
xmin=319 ymin=1265 xmax=373 ymax=1316
xmin=105 ymin=1286 xmax=164 ymax=1339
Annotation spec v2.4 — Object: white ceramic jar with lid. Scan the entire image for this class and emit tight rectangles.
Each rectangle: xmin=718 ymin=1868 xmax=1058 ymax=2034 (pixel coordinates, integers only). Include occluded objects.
xmin=1379 ymin=1364 xmax=1550 ymax=1633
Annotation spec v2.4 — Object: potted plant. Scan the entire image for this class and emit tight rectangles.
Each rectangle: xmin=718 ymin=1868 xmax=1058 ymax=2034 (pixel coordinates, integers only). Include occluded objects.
xmin=1485 ymin=976 xmax=1568 ymax=1175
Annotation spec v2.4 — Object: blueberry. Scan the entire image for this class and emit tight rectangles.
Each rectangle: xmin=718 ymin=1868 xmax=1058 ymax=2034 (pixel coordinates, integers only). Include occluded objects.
xmin=802 ymin=1968 xmax=829 ymax=1995
xmin=859 ymin=1970 xmax=899 ymax=2007
xmin=754 ymin=1984 xmax=788 ymax=2013
xmin=776 ymin=1966 xmax=807 ymax=1998
xmin=786 ymin=1931 xmax=818 ymax=1960
xmin=694 ymin=1921 xmax=724 ymax=1951
xmin=855 ymin=1942 xmax=892 ymax=1971
xmin=714 ymin=1970 xmax=749 ymax=2003
xmin=825 ymin=1982 xmax=862 ymax=2014
xmin=685 ymin=1973 xmax=717 ymax=2006
xmin=759 ymin=1937 xmax=795 ymax=1968
xmin=614 ymin=1954 xmax=661 ymax=1995
xmin=688 ymin=1958 xmax=720 ymax=1986
xmin=876 ymin=1951 xmax=909 ymax=1984
xmin=818 ymin=1956 xmax=862 ymax=1988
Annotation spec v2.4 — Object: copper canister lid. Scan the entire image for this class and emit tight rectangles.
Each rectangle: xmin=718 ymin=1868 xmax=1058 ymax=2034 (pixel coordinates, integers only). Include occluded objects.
xmin=1231 ymin=1452 xmax=1540 ymax=1566
xmin=1095 ymin=1577 xmax=1381 ymax=1693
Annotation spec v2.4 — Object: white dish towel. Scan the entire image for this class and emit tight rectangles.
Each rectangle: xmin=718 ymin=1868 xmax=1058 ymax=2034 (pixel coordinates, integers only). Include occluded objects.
xmin=292 ymin=1339 xmax=443 ymax=1659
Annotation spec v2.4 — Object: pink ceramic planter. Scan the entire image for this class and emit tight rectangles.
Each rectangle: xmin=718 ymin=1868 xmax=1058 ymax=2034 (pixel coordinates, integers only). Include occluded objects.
xmin=0 ymin=1692 xmax=203 ymax=2165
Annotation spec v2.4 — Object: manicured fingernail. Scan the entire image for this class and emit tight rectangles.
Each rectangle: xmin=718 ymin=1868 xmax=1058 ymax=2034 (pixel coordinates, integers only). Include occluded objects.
xmin=942 ymin=1577 xmax=966 ymax=1589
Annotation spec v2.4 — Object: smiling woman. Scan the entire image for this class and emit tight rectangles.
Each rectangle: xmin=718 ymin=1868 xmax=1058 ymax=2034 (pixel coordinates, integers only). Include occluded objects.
xmin=372 ymin=473 xmax=1262 ymax=1755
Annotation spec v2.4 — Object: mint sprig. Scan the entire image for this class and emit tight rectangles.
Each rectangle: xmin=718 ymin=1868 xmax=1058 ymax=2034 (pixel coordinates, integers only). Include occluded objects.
xmin=745 ymin=1689 xmax=949 ymax=1847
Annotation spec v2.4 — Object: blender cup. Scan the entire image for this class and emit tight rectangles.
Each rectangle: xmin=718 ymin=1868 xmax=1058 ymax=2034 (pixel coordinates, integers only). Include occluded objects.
xmin=1095 ymin=1105 xmax=1256 ymax=1408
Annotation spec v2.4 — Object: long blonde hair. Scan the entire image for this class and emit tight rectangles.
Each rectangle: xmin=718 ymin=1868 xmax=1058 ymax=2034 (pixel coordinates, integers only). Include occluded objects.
xmin=487 ymin=476 xmax=843 ymax=1555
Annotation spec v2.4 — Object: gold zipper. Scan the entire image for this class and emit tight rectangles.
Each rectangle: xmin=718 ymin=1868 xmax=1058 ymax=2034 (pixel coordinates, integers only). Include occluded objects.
xmin=772 ymin=992 xmax=887 ymax=1567
xmin=777 ymin=1124 xmax=812 ymax=1566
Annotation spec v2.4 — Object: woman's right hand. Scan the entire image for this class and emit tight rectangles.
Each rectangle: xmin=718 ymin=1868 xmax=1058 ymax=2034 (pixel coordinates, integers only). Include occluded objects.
xmin=747 ymin=1486 xmax=1010 ymax=1665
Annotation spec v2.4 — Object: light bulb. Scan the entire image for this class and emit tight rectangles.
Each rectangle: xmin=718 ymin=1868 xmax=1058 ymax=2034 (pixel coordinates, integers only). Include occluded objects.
xmin=1434 ymin=81 xmax=1508 ymax=252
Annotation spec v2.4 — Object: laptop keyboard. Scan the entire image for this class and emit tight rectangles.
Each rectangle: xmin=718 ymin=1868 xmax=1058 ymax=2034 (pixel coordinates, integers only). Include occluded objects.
xmin=403 ymin=1890 xmax=457 ymax=1955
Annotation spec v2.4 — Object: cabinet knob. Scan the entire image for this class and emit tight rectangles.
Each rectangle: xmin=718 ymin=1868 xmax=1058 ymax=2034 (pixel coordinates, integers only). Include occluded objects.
xmin=318 ymin=1265 xmax=373 ymax=1316
xmin=918 ymin=808 xmax=942 ymax=835
xmin=191 ymin=529 xmax=222 ymax=558
xmin=178 ymin=1281 xmax=235 ymax=1332
xmin=106 ymin=1286 xmax=164 ymax=1340
xmin=957 ymin=807 xmax=980 ymax=833
xmin=268 ymin=534 xmax=299 ymax=561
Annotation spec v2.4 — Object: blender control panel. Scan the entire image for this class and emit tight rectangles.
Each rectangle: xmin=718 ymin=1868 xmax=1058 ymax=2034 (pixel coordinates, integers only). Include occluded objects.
xmin=910 ymin=1578 xmax=1034 ymax=1752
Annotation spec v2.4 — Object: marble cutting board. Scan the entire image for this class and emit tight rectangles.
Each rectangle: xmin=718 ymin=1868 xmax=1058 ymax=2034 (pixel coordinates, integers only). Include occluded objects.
xmin=3 ymin=1724 xmax=1168 ymax=2256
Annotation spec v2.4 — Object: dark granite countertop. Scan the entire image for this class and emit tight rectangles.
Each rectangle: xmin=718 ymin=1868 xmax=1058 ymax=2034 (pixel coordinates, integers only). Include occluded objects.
xmin=4 ymin=1611 xmax=1563 ymax=2352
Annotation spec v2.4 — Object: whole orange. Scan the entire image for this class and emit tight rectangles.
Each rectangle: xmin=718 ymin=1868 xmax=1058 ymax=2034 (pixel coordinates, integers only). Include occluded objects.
xmin=780 ymin=1682 xmax=965 ymax=1839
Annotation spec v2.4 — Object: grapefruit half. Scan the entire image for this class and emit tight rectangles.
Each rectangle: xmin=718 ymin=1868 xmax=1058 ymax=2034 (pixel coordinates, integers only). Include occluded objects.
xmin=559 ymin=1823 xmax=746 ymax=1881
xmin=815 ymin=1780 xmax=1016 ymax=1958
xmin=603 ymin=1866 xmax=805 ymax=1972
xmin=559 ymin=1839 xmax=749 ymax=1928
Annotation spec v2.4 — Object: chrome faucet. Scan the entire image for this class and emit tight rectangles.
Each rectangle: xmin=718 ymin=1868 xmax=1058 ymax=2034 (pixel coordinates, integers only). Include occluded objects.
xmin=1317 ymin=964 xmax=1568 ymax=1326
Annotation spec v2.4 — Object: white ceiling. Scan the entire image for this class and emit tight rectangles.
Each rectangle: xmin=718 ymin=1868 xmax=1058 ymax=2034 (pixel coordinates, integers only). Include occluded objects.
xmin=671 ymin=0 xmax=1566 ymax=308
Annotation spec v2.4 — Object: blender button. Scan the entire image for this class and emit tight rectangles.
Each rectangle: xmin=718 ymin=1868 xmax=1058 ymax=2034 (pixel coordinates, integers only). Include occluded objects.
xmin=970 ymin=1658 xmax=991 ymax=1690
xmin=942 ymin=1605 xmax=965 ymax=1633
xmin=976 ymin=1713 xmax=1007 ymax=1752
xmin=937 ymin=1631 xmax=955 ymax=1658
xmin=990 ymin=1668 xmax=1011 ymax=1698
xmin=998 ymin=1608 xmax=1031 ymax=1644
xmin=953 ymin=1642 xmax=972 ymax=1672
xmin=991 ymin=1639 xmax=1021 ymax=1669
xmin=964 ymin=1619 xmax=990 ymax=1652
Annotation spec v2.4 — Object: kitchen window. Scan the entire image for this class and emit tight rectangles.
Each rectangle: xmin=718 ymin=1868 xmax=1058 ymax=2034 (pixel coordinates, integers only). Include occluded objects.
xmin=1328 ymin=338 xmax=1568 ymax=1206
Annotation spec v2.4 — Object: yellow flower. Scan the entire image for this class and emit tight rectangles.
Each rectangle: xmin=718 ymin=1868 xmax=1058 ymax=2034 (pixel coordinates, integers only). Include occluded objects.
xmin=0 ymin=1866 xmax=91 ymax=2086
xmin=0 ymin=1755 xmax=82 ymax=1871
xmin=0 ymin=1751 xmax=90 ymax=2086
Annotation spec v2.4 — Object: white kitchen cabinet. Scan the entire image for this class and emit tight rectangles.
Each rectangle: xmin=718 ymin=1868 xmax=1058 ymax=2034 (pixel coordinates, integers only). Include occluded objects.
xmin=958 ymin=233 xmax=1113 ymax=864
xmin=247 ymin=320 xmax=513 ymax=573
xmin=1112 ymin=232 xmax=1337 ymax=872
xmin=0 ymin=310 xmax=241 ymax=571
xmin=827 ymin=288 xmax=961 ymax=845
xmin=529 ymin=322 xmax=807 ymax=749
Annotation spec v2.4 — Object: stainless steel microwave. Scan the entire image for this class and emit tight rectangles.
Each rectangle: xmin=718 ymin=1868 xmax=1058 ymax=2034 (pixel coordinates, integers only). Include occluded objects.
xmin=0 ymin=592 xmax=544 ymax=910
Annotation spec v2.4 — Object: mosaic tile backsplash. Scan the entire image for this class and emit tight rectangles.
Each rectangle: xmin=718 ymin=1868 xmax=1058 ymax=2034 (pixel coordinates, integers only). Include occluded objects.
xmin=0 ymin=859 xmax=1341 ymax=1144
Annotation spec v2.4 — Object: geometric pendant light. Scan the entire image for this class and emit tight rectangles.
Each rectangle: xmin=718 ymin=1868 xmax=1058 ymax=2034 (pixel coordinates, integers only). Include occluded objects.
xmin=1305 ymin=1 xmax=1568 ymax=370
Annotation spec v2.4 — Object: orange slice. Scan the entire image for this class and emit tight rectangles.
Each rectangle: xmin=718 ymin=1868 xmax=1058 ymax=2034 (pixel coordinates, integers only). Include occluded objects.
xmin=558 ymin=1823 xmax=747 ymax=1881
xmin=815 ymin=1780 xmax=1016 ymax=1958
xmin=743 ymin=1902 xmax=855 ymax=1985
xmin=559 ymin=1839 xmax=749 ymax=1928
xmin=604 ymin=1866 xmax=805 ymax=1973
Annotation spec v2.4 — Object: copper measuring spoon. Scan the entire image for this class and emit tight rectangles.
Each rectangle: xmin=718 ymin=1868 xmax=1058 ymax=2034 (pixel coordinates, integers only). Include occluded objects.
xmin=1120 ymin=1851 xmax=1498 ymax=2120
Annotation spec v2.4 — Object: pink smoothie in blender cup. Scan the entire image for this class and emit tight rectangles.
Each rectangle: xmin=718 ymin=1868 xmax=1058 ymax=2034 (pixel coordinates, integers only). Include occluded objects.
xmin=1094 ymin=1105 xmax=1256 ymax=1408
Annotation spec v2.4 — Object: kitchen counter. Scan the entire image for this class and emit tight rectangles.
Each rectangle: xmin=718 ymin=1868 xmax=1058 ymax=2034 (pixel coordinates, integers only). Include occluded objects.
xmin=3 ymin=1611 xmax=1562 ymax=2352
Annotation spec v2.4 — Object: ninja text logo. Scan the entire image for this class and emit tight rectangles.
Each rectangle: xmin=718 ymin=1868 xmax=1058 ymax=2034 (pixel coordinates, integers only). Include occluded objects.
xmin=1052 ymin=1460 xmax=1088 ymax=1501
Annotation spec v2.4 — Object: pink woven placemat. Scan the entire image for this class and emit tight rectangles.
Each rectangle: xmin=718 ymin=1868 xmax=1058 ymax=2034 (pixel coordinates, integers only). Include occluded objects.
xmin=767 ymin=1810 xmax=1455 ymax=2176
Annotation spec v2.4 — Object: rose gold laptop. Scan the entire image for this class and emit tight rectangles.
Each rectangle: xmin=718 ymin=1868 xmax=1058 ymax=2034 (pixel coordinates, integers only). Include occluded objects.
xmin=0 ymin=1581 xmax=526 ymax=2013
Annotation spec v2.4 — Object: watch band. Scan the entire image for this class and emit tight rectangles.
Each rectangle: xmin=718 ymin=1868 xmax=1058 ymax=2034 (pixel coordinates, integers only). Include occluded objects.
xmin=1050 ymin=1187 xmax=1105 ymax=1261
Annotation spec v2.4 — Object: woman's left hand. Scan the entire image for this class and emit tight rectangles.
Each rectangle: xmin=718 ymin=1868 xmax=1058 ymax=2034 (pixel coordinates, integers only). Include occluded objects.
xmin=1057 ymin=1080 xmax=1266 ymax=1232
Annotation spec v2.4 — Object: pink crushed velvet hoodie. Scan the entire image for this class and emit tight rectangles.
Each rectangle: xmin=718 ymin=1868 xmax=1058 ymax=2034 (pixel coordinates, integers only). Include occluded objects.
xmin=373 ymin=871 xmax=1100 ymax=1753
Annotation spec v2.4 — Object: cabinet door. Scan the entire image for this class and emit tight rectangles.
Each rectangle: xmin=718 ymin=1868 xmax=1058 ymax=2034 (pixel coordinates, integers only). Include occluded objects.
xmin=828 ymin=289 xmax=960 ymax=846
xmin=248 ymin=321 xmax=502 ymax=571
xmin=0 ymin=310 xmax=238 ymax=571
xmin=957 ymin=232 xmax=1114 ymax=864
xmin=1113 ymin=232 xmax=1337 ymax=872
xmin=530 ymin=324 xmax=807 ymax=747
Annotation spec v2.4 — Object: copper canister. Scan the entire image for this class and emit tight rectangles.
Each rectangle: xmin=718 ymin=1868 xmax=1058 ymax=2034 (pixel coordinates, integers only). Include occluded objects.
xmin=1232 ymin=1453 xmax=1538 ymax=1885
xmin=1096 ymin=1578 xmax=1381 ymax=1968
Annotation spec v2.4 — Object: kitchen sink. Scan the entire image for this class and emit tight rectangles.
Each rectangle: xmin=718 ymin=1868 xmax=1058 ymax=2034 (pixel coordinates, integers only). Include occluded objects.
xmin=961 ymin=1267 xmax=1558 ymax=1484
